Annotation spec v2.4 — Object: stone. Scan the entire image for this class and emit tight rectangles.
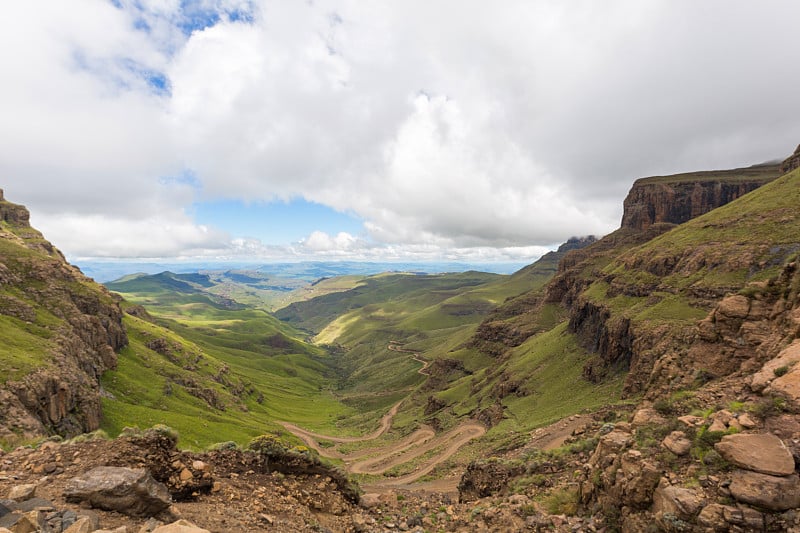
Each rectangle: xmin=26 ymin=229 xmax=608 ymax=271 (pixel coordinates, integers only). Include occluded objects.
xmin=653 ymin=483 xmax=704 ymax=521
xmin=179 ymin=469 xmax=193 ymax=482
xmin=677 ymin=415 xmax=705 ymax=427
xmin=717 ymin=295 xmax=750 ymax=319
xmin=508 ymin=494 xmax=530 ymax=506
xmin=661 ymin=431 xmax=692 ymax=456
xmin=138 ymin=518 xmax=163 ymax=532
xmin=191 ymin=461 xmax=206 ymax=472
xmin=715 ymin=433 xmax=795 ymax=476
xmin=1 ymin=513 xmax=35 ymax=533
xmin=5 ymin=485 xmax=35 ymax=502
xmin=697 ymin=504 xmax=728 ymax=531
xmin=737 ymin=413 xmax=757 ymax=429
xmin=64 ymin=517 xmax=94 ymax=533
xmin=15 ymin=498 xmax=55 ymax=512
xmin=751 ymin=340 xmax=800 ymax=392
xmin=631 ymin=408 xmax=667 ymax=428
xmin=359 ymin=493 xmax=380 ymax=508
xmin=588 ymin=431 xmax=632 ymax=467
xmin=729 ymin=470 xmax=800 ymax=511
xmin=722 ymin=505 xmax=764 ymax=530
xmin=708 ymin=419 xmax=727 ymax=433
xmin=65 ymin=467 xmax=171 ymax=517
xmin=0 ymin=503 xmax=10 ymax=518
xmin=151 ymin=519 xmax=210 ymax=533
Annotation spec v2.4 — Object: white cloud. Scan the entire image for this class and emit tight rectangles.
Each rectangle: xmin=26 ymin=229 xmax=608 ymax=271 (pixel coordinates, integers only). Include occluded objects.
xmin=2 ymin=1 xmax=800 ymax=263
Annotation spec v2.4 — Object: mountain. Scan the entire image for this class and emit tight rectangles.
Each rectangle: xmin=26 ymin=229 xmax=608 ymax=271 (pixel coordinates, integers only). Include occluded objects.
xmin=452 ymin=148 xmax=800 ymax=531
xmin=0 ymin=190 xmax=127 ymax=443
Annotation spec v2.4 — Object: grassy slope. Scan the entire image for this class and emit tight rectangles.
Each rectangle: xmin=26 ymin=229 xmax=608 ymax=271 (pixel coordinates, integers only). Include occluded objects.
xmin=102 ymin=277 xmax=362 ymax=449
xmin=592 ymin=166 xmax=800 ymax=325
xmin=633 ymin=162 xmax=781 ymax=185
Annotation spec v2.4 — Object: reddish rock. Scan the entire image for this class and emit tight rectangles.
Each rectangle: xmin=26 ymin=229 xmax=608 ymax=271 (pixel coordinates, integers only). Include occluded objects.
xmin=715 ymin=433 xmax=795 ymax=476
xmin=653 ymin=483 xmax=704 ymax=521
xmin=620 ymin=168 xmax=780 ymax=232
xmin=728 ymin=470 xmax=800 ymax=511
xmin=661 ymin=431 xmax=691 ymax=456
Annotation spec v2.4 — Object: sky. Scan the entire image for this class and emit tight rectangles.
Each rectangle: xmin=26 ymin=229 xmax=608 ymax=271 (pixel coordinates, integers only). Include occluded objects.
xmin=1 ymin=1 xmax=799 ymax=265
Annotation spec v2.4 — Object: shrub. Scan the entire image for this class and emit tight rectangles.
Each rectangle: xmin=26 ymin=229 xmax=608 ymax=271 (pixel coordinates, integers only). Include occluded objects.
xmin=543 ymin=487 xmax=579 ymax=515
xmin=248 ymin=434 xmax=289 ymax=457
xmin=208 ymin=441 xmax=238 ymax=451
xmin=774 ymin=366 xmax=790 ymax=377
xmin=148 ymin=424 xmax=179 ymax=444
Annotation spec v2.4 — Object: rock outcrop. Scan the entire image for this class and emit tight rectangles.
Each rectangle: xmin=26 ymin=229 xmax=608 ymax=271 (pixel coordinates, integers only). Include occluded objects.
xmin=0 ymin=191 xmax=128 ymax=442
xmin=782 ymin=143 xmax=800 ymax=174
xmin=620 ymin=164 xmax=781 ymax=231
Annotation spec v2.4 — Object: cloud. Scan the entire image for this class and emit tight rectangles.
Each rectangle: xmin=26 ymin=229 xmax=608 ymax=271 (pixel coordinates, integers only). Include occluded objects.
xmin=2 ymin=1 xmax=800 ymax=262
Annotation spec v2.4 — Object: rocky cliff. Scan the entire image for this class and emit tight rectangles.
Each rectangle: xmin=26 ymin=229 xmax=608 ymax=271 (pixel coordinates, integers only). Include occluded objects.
xmin=620 ymin=163 xmax=781 ymax=231
xmin=456 ymin=147 xmax=800 ymax=531
xmin=0 ymin=190 xmax=127 ymax=443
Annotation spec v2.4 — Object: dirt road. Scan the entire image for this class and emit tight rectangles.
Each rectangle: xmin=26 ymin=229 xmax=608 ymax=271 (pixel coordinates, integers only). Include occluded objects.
xmin=280 ymin=342 xmax=485 ymax=492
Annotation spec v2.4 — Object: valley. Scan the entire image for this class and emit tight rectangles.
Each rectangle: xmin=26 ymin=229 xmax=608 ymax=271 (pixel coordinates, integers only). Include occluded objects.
xmin=3 ymin=146 xmax=800 ymax=531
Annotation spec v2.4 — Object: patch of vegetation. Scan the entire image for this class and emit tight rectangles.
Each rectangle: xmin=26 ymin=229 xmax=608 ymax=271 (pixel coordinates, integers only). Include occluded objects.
xmin=542 ymin=487 xmax=579 ymax=515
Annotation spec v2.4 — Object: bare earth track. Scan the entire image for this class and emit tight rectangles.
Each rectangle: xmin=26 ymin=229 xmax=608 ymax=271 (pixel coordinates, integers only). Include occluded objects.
xmin=280 ymin=344 xmax=484 ymax=493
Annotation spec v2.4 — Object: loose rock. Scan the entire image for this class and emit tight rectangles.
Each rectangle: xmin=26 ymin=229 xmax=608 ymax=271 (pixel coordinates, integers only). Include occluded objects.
xmin=662 ymin=431 xmax=691 ymax=456
xmin=5 ymin=485 xmax=36 ymax=502
xmin=65 ymin=467 xmax=172 ymax=517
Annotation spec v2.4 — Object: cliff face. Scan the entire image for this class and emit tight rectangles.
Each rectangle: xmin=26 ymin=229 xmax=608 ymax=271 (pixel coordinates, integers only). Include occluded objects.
xmin=0 ymin=190 xmax=127 ymax=442
xmin=782 ymin=143 xmax=800 ymax=174
xmin=620 ymin=164 xmax=781 ymax=231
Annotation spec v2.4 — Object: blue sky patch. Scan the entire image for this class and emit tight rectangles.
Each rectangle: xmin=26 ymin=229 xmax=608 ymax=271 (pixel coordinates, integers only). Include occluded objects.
xmin=191 ymin=198 xmax=365 ymax=244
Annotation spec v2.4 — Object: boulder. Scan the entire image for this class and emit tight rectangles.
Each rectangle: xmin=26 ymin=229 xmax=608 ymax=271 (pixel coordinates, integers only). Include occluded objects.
xmin=728 ymin=470 xmax=800 ymax=511
xmin=661 ymin=431 xmax=691 ymax=456
xmin=631 ymin=408 xmax=667 ymax=428
xmin=151 ymin=519 xmax=210 ymax=533
xmin=715 ymin=433 xmax=795 ymax=476
xmin=588 ymin=430 xmax=632 ymax=468
xmin=653 ymin=483 xmax=704 ymax=521
xmin=5 ymin=485 xmax=36 ymax=502
xmin=65 ymin=467 xmax=171 ymax=517
xmin=697 ymin=504 xmax=728 ymax=531
xmin=677 ymin=415 xmax=704 ymax=427
xmin=750 ymin=340 xmax=800 ymax=393
xmin=721 ymin=505 xmax=764 ymax=530
xmin=737 ymin=413 xmax=757 ymax=429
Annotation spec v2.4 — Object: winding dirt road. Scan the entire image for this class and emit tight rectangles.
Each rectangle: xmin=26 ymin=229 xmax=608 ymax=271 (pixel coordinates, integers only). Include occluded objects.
xmin=279 ymin=343 xmax=485 ymax=491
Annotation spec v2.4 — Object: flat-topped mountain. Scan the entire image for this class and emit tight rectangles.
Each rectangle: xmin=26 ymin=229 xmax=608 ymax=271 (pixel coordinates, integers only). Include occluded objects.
xmin=620 ymin=162 xmax=782 ymax=231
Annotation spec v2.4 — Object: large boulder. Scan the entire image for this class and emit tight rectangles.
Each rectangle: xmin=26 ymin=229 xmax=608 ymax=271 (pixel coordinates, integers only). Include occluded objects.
xmin=64 ymin=467 xmax=171 ymax=517
xmin=728 ymin=470 xmax=800 ymax=511
xmin=714 ymin=433 xmax=795 ymax=476
xmin=652 ymin=483 xmax=704 ymax=521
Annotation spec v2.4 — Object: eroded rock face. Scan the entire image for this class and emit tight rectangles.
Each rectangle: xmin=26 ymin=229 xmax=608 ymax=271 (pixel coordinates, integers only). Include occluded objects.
xmin=64 ymin=467 xmax=171 ymax=517
xmin=620 ymin=167 xmax=780 ymax=232
xmin=715 ymin=433 xmax=795 ymax=476
xmin=0 ymin=192 xmax=128 ymax=441
xmin=782 ymin=144 xmax=800 ymax=174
